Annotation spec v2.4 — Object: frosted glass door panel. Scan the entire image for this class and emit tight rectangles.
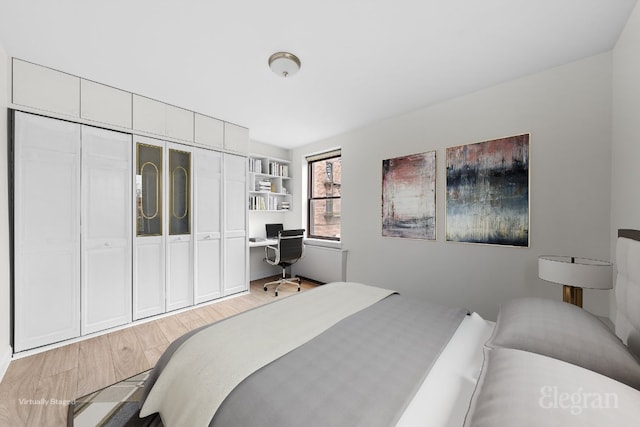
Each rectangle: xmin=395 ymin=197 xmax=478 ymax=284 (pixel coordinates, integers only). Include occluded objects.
xmin=169 ymin=149 xmax=191 ymax=235
xmin=13 ymin=112 xmax=81 ymax=352
xmin=81 ymin=126 xmax=132 ymax=335
xmin=137 ymin=143 xmax=163 ymax=236
xmin=194 ymin=148 xmax=221 ymax=303
xmin=166 ymin=145 xmax=193 ymax=311
xmin=223 ymin=154 xmax=247 ymax=296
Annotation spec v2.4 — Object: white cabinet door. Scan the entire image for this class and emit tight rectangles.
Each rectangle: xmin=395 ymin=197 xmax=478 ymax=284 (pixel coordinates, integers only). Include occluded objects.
xmin=166 ymin=144 xmax=194 ymax=312
xmin=194 ymin=113 xmax=223 ymax=149
xmin=165 ymin=105 xmax=194 ymax=142
xmin=223 ymin=153 xmax=247 ymax=295
xmin=133 ymin=136 xmax=166 ymax=320
xmin=12 ymin=59 xmax=80 ymax=117
xmin=133 ymin=95 xmax=165 ymax=136
xmin=194 ymin=148 xmax=222 ymax=303
xmin=81 ymin=126 xmax=132 ymax=335
xmin=223 ymin=123 xmax=249 ymax=154
xmin=14 ymin=112 xmax=81 ymax=352
xmin=80 ymin=79 xmax=132 ymax=129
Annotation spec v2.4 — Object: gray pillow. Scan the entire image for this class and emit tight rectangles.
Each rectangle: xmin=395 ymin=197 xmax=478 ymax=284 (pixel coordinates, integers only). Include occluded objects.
xmin=464 ymin=348 xmax=640 ymax=427
xmin=486 ymin=297 xmax=640 ymax=390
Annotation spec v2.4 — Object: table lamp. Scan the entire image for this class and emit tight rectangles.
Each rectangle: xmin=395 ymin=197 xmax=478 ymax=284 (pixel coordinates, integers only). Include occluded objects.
xmin=538 ymin=255 xmax=613 ymax=307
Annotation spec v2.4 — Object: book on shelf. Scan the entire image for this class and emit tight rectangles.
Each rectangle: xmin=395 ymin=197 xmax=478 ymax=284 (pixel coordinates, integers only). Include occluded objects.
xmin=249 ymin=158 xmax=263 ymax=173
xmin=268 ymin=161 xmax=289 ymax=177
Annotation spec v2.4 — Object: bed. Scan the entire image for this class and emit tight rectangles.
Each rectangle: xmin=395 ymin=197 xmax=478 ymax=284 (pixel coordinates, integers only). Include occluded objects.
xmin=138 ymin=229 xmax=640 ymax=426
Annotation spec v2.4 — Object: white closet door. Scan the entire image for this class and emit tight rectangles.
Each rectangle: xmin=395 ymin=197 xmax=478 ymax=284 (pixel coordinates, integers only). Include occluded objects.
xmin=166 ymin=143 xmax=194 ymax=312
xmin=81 ymin=126 xmax=132 ymax=335
xmin=133 ymin=136 xmax=166 ymax=320
xmin=194 ymin=148 xmax=222 ymax=303
xmin=223 ymin=153 xmax=247 ymax=296
xmin=14 ymin=112 xmax=81 ymax=352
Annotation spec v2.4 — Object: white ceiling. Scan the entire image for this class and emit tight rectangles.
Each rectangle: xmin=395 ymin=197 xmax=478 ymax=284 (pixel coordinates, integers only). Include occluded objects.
xmin=0 ymin=0 xmax=636 ymax=148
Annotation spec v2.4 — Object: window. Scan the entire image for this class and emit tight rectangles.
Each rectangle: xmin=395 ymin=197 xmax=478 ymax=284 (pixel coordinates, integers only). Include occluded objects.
xmin=307 ymin=150 xmax=341 ymax=240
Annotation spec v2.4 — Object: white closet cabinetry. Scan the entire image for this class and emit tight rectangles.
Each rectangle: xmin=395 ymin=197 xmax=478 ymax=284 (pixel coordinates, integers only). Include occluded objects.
xmin=194 ymin=148 xmax=222 ymax=303
xmin=223 ymin=154 xmax=248 ymax=296
xmin=14 ymin=113 xmax=81 ymax=352
xmin=81 ymin=127 xmax=132 ymax=335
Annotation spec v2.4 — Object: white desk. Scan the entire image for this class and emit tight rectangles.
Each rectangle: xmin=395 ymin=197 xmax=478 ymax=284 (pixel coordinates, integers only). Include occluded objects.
xmin=248 ymin=238 xmax=278 ymax=248
xmin=249 ymin=238 xmax=279 ymax=280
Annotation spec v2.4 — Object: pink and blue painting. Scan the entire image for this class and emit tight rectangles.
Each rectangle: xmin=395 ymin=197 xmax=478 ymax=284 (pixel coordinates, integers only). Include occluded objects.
xmin=446 ymin=134 xmax=529 ymax=247
xmin=382 ymin=151 xmax=436 ymax=240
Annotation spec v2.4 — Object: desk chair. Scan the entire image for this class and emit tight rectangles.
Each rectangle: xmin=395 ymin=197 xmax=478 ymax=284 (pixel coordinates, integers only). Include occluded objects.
xmin=265 ymin=223 xmax=283 ymax=239
xmin=263 ymin=229 xmax=305 ymax=296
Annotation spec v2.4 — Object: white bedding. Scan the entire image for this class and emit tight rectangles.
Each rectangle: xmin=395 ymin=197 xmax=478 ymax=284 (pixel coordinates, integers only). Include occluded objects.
xmin=396 ymin=312 xmax=495 ymax=427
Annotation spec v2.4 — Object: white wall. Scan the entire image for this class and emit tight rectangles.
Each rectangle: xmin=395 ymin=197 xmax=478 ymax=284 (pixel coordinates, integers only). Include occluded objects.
xmin=291 ymin=53 xmax=613 ymax=320
xmin=0 ymin=42 xmax=11 ymax=374
xmin=611 ymin=3 xmax=640 ymax=314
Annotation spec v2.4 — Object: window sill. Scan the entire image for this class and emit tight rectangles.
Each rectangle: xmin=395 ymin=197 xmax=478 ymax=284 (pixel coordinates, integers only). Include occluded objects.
xmin=304 ymin=238 xmax=342 ymax=250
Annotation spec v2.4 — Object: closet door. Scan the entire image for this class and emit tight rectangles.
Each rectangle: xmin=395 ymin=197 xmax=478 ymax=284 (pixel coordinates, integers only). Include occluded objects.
xmin=81 ymin=126 xmax=132 ymax=335
xmin=194 ymin=148 xmax=222 ymax=303
xmin=133 ymin=136 xmax=166 ymax=320
xmin=223 ymin=153 xmax=248 ymax=296
xmin=14 ymin=112 xmax=81 ymax=352
xmin=166 ymin=144 xmax=194 ymax=311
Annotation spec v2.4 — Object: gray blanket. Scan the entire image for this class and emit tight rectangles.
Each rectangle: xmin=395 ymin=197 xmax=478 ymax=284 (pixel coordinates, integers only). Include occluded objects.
xmin=211 ymin=294 xmax=466 ymax=427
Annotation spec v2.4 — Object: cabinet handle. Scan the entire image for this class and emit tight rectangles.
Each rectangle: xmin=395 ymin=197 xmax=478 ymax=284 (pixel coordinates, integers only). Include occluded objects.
xmin=104 ymin=242 xmax=112 ymax=247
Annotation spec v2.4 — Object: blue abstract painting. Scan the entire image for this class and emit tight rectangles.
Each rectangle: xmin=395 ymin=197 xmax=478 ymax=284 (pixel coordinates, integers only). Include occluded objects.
xmin=446 ymin=134 xmax=529 ymax=247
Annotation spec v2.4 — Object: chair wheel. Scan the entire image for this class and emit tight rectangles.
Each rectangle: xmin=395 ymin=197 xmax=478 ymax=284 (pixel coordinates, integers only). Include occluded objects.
xmin=263 ymin=287 xmax=267 ymax=291
xmin=297 ymin=288 xmax=301 ymax=292
xmin=275 ymin=291 xmax=278 ymax=297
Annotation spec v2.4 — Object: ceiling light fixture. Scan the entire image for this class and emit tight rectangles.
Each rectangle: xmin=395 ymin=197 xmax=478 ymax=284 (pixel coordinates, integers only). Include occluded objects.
xmin=268 ymin=52 xmax=301 ymax=78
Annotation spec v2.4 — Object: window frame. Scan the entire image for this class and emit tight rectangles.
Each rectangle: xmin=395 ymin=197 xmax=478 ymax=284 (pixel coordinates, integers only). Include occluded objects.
xmin=307 ymin=151 xmax=341 ymax=241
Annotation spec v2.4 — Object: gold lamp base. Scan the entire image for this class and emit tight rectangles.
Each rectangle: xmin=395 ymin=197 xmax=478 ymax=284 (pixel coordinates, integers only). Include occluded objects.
xmin=563 ymin=285 xmax=583 ymax=308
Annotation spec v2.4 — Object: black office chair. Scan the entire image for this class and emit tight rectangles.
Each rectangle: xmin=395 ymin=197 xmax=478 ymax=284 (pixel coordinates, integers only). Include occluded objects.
xmin=263 ymin=229 xmax=305 ymax=296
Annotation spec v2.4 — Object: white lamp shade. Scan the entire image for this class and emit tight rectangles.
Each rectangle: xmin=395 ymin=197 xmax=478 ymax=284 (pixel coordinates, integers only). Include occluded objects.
xmin=538 ymin=256 xmax=613 ymax=289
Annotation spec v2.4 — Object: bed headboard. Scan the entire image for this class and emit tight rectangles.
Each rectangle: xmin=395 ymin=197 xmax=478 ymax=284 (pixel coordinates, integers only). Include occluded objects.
xmin=615 ymin=229 xmax=640 ymax=358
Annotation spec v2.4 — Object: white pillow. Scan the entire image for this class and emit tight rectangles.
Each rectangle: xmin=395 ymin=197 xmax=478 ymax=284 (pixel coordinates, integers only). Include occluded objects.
xmin=486 ymin=297 xmax=640 ymax=390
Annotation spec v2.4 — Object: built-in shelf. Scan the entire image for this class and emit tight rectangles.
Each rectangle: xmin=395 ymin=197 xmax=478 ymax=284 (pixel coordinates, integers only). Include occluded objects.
xmin=248 ymin=155 xmax=292 ymax=212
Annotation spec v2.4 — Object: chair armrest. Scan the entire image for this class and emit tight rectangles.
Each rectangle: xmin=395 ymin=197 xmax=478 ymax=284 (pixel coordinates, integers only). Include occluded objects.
xmin=264 ymin=245 xmax=279 ymax=265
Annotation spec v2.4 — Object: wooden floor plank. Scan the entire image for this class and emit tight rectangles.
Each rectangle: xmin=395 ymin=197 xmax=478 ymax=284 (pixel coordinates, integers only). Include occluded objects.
xmin=0 ymin=352 xmax=47 ymax=425
xmin=108 ymin=328 xmax=151 ymax=382
xmin=76 ymin=335 xmax=116 ymax=398
xmin=131 ymin=320 xmax=170 ymax=352
xmin=155 ymin=315 xmax=189 ymax=344
xmin=27 ymin=368 xmax=78 ymax=427
xmin=41 ymin=342 xmax=80 ymax=378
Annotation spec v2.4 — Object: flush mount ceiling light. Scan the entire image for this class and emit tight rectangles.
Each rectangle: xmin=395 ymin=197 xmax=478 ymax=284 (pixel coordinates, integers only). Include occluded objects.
xmin=268 ymin=52 xmax=301 ymax=78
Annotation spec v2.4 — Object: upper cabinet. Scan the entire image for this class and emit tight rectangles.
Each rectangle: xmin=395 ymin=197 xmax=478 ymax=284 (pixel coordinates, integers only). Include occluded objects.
xmin=81 ymin=79 xmax=132 ymax=128
xmin=12 ymin=59 xmax=80 ymax=117
xmin=132 ymin=95 xmax=195 ymax=142
xmin=10 ymin=58 xmax=249 ymax=154
xmin=224 ymin=122 xmax=250 ymax=154
xmin=194 ymin=113 xmax=224 ymax=149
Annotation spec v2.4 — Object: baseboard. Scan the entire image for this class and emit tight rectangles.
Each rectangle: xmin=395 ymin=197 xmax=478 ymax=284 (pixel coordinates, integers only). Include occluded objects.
xmin=0 ymin=344 xmax=12 ymax=382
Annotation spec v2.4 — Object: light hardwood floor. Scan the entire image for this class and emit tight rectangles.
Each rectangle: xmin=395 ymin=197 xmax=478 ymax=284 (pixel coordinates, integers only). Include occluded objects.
xmin=0 ymin=277 xmax=316 ymax=427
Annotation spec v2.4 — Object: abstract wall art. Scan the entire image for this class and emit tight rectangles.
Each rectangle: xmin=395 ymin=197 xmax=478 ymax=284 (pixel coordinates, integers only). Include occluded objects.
xmin=446 ymin=134 xmax=530 ymax=247
xmin=382 ymin=151 xmax=436 ymax=240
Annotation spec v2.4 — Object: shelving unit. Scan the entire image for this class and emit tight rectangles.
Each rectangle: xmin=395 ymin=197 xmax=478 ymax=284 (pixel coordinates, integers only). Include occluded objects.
xmin=248 ymin=155 xmax=292 ymax=212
